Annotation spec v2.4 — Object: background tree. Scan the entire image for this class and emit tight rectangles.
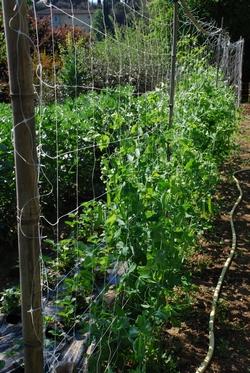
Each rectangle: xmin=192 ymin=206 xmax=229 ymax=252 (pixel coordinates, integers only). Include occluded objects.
xmin=187 ymin=0 xmax=250 ymax=100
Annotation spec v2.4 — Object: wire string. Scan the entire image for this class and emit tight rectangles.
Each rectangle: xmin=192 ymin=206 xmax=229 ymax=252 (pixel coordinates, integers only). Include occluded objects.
xmin=6 ymin=1 xmax=244 ymax=371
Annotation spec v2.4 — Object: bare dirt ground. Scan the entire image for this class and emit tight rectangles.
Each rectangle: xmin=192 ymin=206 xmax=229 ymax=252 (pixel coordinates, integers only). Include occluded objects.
xmin=165 ymin=104 xmax=250 ymax=372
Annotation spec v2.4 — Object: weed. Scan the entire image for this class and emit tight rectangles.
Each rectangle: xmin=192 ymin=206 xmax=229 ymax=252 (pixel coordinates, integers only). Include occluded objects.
xmin=0 ymin=287 xmax=20 ymax=315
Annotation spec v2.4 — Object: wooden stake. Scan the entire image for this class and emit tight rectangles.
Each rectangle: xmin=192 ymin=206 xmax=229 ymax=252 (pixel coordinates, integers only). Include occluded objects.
xmin=168 ymin=0 xmax=179 ymax=161
xmin=2 ymin=1 xmax=43 ymax=372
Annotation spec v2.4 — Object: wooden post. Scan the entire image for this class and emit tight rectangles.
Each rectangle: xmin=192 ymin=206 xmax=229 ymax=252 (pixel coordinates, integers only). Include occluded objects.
xmin=2 ymin=1 xmax=43 ymax=372
xmin=168 ymin=0 xmax=179 ymax=161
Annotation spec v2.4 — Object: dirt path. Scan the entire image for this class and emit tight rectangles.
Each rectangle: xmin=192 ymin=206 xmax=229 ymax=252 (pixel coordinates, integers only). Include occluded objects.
xmin=167 ymin=104 xmax=250 ymax=373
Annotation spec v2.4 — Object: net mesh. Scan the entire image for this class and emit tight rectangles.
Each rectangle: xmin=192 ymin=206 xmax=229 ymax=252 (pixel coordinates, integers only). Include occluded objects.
xmin=6 ymin=0 xmax=244 ymax=371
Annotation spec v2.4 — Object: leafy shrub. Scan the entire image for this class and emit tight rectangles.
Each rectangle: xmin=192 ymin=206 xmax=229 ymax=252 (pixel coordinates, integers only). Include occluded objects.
xmin=28 ymin=15 xmax=89 ymax=56
xmin=0 ymin=286 xmax=21 ymax=315
xmin=0 ymin=105 xmax=15 ymax=240
xmin=0 ymin=13 xmax=6 ymax=69
xmin=0 ymin=15 xmax=89 ymax=102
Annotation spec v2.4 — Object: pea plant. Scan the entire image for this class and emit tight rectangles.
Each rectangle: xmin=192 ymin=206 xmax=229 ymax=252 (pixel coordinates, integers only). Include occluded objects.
xmin=0 ymin=41 xmax=238 ymax=370
xmin=41 ymin=59 xmax=238 ymax=371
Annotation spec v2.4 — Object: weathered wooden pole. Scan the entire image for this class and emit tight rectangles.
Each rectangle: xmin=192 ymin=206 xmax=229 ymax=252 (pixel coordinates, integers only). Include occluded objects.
xmin=2 ymin=1 xmax=43 ymax=372
xmin=167 ymin=0 xmax=179 ymax=161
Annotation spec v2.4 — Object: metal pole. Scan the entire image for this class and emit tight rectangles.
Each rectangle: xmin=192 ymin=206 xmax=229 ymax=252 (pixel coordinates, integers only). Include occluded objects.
xmin=238 ymin=37 xmax=244 ymax=107
xmin=2 ymin=1 xmax=43 ymax=372
xmin=168 ymin=0 xmax=178 ymax=161
xmin=216 ymin=17 xmax=224 ymax=88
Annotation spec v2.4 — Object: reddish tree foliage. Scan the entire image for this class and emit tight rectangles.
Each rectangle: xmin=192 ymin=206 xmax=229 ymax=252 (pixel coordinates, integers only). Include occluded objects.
xmin=28 ymin=15 xmax=89 ymax=55
xmin=0 ymin=14 xmax=89 ymax=101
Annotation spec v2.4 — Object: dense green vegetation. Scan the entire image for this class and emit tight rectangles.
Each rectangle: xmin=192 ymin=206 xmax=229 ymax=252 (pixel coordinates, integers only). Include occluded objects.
xmin=0 ymin=0 xmax=242 ymax=371
xmin=0 ymin=58 xmax=238 ymax=370
xmin=43 ymin=65 xmax=237 ymax=372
